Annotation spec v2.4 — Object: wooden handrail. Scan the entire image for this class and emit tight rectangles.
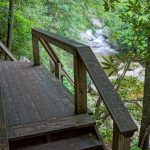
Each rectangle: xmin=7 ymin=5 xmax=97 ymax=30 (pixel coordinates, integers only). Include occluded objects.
xmin=0 ymin=41 xmax=17 ymax=61
xmin=32 ymin=28 xmax=85 ymax=56
xmin=76 ymin=46 xmax=137 ymax=136
xmin=32 ymin=28 xmax=138 ymax=149
xmin=39 ymin=37 xmax=74 ymax=85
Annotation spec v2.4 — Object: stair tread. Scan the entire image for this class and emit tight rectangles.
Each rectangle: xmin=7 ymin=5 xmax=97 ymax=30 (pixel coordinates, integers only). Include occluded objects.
xmin=8 ymin=113 xmax=95 ymax=141
xmin=18 ymin=134 xmax=103 ymax=150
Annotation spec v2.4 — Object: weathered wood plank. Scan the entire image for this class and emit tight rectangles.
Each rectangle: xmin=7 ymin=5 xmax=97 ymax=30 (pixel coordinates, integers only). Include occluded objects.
xmin=32 ymin=33 xmax=40 ymax=66
xmin=32 ymin=63 xmax=74 ymax=116
xmin=55 ymin=62 xmax=62 ymax=80
xmin=32 ymin=28 xmax=83 ymax=55
xmin=30 ymin=65 xmax=65 ymax=118
xmin=0 ymin=41 xmax=17 ymax=61
xmin=0 ymin=63 xmax=20 ymax=126
xmin=76 ymin=46 xmax=138 ymax=137
xmin=0 ymin=64 xmax=10 ymax=149
xmin=74 ymin=54 xmax=87 ymax=114
xmin=0 ymin=61 xmax=75 ymax=128
xmin=40 ymin=65 xmax=74 ymax=112
xmin=2 ymin=62 xmax=33 ymax=125
xmin=39 ymin=38 xmax=60 ymax=64
xmin=8 ymin=114 xmax=94 ymax=141
xmin=112 ymin=123 xmax=131 ymax=150
xmin=0 ymin=101 xmax=9 ymax=150
xmin=17 ymin=134 xmax=103 ymax=150
xmin=12 ymin=63 xmax=42 ymax=123
xmin=61 ymin=67 xmax=74 ymax=86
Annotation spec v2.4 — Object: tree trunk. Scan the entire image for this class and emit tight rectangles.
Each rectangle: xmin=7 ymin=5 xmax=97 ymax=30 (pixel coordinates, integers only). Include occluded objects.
xmin=139 ymin=36 xmax=150 ymax=147
xmin=6 ymin=0 xmax=14 ymax=50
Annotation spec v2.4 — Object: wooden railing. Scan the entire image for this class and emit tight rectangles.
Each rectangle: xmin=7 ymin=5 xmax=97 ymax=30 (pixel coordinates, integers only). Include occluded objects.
xmin=0 ymin=41 xmax=17 ymax=61
xmin=39 ymin=38 xmax=74 ymax=85
xmin=32 ymin=28 xmax=138 ymax=150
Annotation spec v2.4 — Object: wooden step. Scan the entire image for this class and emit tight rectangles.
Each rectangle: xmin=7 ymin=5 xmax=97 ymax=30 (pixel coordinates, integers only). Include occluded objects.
xmin=15 ymin=134 xmax=104 ymax=150
xmin=8 ymin=113 xmax=95 ymax=141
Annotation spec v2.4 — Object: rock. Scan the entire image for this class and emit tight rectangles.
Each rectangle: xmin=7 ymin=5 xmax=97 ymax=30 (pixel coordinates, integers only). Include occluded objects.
xmin=80 ymin=32 xmax=94 ymax=42
xmin=86 ymin=29 xmax=93 ymax=36
xmin=109 ymin=76 xmax=118 ymax=81
xmin=118 ymin=62 xmax=145 ymax=81
xmin=95 ymin=29 xmax=103 ymax=36
xmin=91 ymin=18 xmax=103 ymax=28
xmin=102 ymin=26 xmax=109 ymax=37
xmin=92 ymin=38 xmax=104 ymax=47
xmin=80 ymin=18 xmax=118 ymax=56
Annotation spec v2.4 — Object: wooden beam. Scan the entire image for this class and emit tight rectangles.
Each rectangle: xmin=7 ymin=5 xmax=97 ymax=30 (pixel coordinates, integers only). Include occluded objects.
xmin=49 ymin=59 xmax=55 ymax=74
xmin=0 ymin=65 xmax=10 ymax=150
xmin=55 ymin=62 xmax=62 ymax=80
xmin=0 ymin=104 xmax=9 ymax=150
xmin=8 ymin=114 xmax=94 ymax=141
xmin=32 ymin=28 xmax=82 ymax=56
xmin=76 ymin=46 xmax=138 ymax=137
xmin=32 ymin=33 xmax=40 ymax=66
xmin=74 ymin=54 xmax=87 ymax=114
xmin=39 ymin=38 xmax=59 ymax=64
xmin=0 ymin=41 xmax=17 ymax=61
xmin=61 ymin=68 xmax=74 ymax=86
xmin=112 ymin=123 xmax=131 ymax=150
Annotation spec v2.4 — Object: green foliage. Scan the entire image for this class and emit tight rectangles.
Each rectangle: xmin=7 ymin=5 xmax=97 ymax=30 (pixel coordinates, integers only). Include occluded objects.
xmin=104 ymin=0 xmax=150 ymax=60
xmin=131 ymin=139 xmax=142 ymax=150
xmin=0 ymin=1 xmax=9 ymax=42
xmin=118 ymin=76 xmax=143 ymax=100
xmin=1 ymin=0 xmax=99 ymax=59
xmin=1 ymin=0 xmax=148 ymax=148
xmin=102 ymin=56 xmax=120 ymax=76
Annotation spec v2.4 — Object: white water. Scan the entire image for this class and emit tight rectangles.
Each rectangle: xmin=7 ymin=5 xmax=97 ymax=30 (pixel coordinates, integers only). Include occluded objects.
xmin=80 ymin=19 xmax=118 ymax=56
xmin=80 ymin=18 xmax=145 ymax=81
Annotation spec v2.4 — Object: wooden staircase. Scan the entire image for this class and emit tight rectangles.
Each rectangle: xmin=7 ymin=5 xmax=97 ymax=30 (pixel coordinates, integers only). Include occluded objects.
xmin=0 ymin=29 xmax=138 ymax=150
xmin=0 ymin=60 xmax=104 ymax=150
xmin=9 ymin=114 xmax=104 ymax=150
xmin=18 ymin=135 xmax=103 ymax=150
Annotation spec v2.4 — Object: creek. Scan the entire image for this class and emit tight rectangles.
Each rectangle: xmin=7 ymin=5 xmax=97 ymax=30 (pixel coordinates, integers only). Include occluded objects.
xmin=80 ymin=18 xmax=145 ymax=82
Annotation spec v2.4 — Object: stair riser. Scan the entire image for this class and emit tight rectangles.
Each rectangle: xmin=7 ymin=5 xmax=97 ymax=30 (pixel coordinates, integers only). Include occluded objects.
xmin=9 ymin=126 xmax=93 ymax=141
xmin=9 ymin=127 xmax=94 ymax=149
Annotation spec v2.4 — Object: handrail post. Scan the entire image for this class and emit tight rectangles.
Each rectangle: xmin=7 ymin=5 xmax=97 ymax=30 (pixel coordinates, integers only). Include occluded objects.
xmin=50 ymin=59 xmax=55 ymax=73
xmin=112 ymin=123 xmax=131 ymax=150
xmin=32 ymin=32 xmax=40 ymax=66
xmin=55 ymin=62 xmax=62 ymax=80
xmin=74 ymin=53 xmax=87 ymax=114
xmin=4 ymin=53 xmax=7 ymax=60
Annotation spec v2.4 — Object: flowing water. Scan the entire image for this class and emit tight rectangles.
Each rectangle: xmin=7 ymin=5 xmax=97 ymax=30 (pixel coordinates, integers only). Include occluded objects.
xmin=80 ymin=18 xmax=145 ymax=81
xmin=80 ymin=18 xmax=118 ymax=61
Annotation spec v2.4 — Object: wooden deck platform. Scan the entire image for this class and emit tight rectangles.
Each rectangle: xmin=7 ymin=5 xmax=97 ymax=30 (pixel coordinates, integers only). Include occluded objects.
xmin=0 ymin=61 xmax=103 ymax=150
xmin=0 ymin=61 xmax=74 ymax=127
